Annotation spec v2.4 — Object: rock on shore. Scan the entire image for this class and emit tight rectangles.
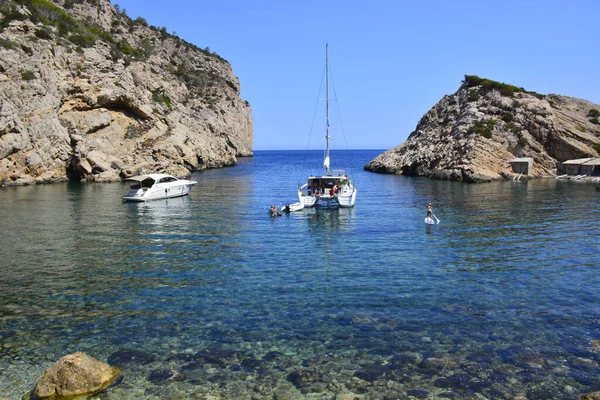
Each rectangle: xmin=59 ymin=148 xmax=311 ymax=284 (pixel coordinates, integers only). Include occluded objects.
xmin=32 ymin=352 xmax=120 ymax=399
xmin=365 ymin=76 xmax=600 ymax=182
xmin=0 ymin=0 xmax=253 ymax=186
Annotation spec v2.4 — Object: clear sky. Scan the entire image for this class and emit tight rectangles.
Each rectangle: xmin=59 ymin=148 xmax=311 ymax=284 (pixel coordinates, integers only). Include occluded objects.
xmin=113 ymin=0 xmax=599 ymax=151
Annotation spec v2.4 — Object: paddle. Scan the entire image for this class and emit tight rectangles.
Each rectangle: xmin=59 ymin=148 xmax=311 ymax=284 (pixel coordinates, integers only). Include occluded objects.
xmin=432 ymin=213 xmax=441 ymax=224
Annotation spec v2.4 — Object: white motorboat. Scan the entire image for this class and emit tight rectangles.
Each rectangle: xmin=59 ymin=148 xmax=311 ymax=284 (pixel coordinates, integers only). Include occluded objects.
xmin=298 ymin=44 xmax=357 ymax=208
xmin=122 ymin=174 xmax=197 ymax=202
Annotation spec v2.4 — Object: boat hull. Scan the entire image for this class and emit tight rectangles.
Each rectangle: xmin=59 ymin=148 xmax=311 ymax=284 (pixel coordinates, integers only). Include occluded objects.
xmin=281 ymin=202 xmax=305 ymax=212
xmin=299 ymin=181 xmax=356 ymax=208
xmin=122 ymin=182 xmax=196 ymax=202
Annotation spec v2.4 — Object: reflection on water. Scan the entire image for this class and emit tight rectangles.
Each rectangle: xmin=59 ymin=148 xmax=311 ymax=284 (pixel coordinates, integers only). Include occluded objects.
xmin=1 ymin=151 xmax=600 ymax=399
xmin=303 ymin=206 xmax=355 ymax=232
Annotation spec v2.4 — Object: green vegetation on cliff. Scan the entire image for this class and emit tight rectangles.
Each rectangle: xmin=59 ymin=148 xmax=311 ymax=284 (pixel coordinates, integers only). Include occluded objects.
xmin=588 ymin=109 xmax=600 ymax=125
xmin=462 ymin=75 xmax=545 ymax=99
xmin=1 ymin=0 xmax=113 ymax=47
xmin=0 ymin=0 xmax=236 ymax=102
xmin=468 ymin=118 xmax=496 ymax=139
xmin=0 ymin=0 xmax=226 ymax=62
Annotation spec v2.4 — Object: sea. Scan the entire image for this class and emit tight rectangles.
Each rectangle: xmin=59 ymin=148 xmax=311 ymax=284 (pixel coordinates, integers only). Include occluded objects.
xmin=0 ymin=149 xmax=599 ymax=399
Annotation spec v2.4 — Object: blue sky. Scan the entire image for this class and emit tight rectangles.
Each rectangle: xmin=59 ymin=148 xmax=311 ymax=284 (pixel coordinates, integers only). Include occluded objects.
xmin=113 ymin=0 xmax=600 ymax=151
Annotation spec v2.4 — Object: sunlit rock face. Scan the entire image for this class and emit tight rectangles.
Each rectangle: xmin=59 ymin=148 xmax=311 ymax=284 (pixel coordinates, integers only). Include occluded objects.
xmin=365 ymin=77 xmax=600 ymax=182
xmin=0 ymin=0 xmax=253 ymax=186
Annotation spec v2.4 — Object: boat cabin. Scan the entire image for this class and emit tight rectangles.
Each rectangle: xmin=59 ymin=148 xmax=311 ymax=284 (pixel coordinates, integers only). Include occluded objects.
xmin=127 ymin=174 xmax=178 ymax=189
xmin=307 ymin=171 xmax=350 ymax=196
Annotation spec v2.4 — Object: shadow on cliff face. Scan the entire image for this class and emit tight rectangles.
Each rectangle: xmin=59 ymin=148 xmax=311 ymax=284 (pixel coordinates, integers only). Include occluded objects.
xmin=66 ymin=156 xmax=87 ymax=182
xmin=400 ymin=164 xmax=417 ymax=176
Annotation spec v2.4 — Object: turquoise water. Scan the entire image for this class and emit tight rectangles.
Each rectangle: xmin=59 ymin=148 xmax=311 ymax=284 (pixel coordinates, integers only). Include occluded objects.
xmin=1 ymin=150 xmax=599 ymax=399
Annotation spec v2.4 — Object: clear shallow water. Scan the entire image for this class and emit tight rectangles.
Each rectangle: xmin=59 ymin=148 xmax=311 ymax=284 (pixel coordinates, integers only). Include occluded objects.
xmin=0 ymin=150 xmax=599 ymax=399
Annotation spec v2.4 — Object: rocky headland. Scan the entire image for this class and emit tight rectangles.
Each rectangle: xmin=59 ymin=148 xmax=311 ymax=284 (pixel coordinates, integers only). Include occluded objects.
xmin=0 ymin=0 xmax=252 ymax=186
xmin=365 ymin=75 xmax=600 ymax=182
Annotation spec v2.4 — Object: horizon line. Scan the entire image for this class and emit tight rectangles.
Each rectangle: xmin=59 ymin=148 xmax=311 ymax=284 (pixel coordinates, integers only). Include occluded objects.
xmin=251 ymin=148 xmax=387 ymax=152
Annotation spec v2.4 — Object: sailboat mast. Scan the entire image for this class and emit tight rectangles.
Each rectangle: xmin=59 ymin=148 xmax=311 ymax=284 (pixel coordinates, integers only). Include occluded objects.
xmin=324 ymin=43 xmax=331 ymax=176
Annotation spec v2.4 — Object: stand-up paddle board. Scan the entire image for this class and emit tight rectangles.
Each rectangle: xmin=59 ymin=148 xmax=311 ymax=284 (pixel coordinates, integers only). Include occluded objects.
xmin=425 ymin=217 xmax=435 ymax=225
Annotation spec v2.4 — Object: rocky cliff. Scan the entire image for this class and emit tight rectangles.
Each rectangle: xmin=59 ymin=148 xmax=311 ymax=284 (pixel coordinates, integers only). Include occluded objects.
xmin=365 ymin=76 xmax=600 ymax=182
xmin=0 ymin=0 xmax=253 ymax=186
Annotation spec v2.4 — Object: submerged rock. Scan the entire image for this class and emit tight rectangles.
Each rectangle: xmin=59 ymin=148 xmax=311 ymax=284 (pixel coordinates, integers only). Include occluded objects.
xmin=147 ymin=368 xmax=186 ymax=385
xmin=195 ymin=347 xmax=243 ymax=365
xmin=354 ymin=365 xmax=390 ymax=382
xmin=580 ymin=391 xmax=600 ymax=400
xmin=497 ymin=345 xmax=546 ymax=369
xmin=31 ymin=352 xmax=120 ymax=399
xmin=287 ymin=369 xmax=323 ymax=389
xmin=107 ymin=349 xmax=155 ymax=367
xmin=262 ymin=351 xmax=285 ymax=362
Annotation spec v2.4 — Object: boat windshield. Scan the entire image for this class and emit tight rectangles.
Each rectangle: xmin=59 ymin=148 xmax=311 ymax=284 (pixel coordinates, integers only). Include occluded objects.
xmin=158 ymin=176 xmax=178 ymax=183
xmin=130 ymin=178 xmax=156 ymax=189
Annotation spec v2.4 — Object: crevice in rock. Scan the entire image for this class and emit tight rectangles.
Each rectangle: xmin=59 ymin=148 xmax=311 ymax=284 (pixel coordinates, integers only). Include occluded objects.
xmin=66 ymin=156 xmax=85 ymax=181
xmin=85 ymin=123 xmax=109 ymax=135
xmin=225 ymin=138 xmax=238 ymax=153
xmin=97 ymin=96 xmax=150 ymax=120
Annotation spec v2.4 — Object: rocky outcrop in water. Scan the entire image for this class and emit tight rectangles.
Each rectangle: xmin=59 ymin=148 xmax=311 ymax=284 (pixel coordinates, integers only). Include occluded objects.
xmin=31 ymin=352 xmax=120 ymax=399
xmin=0 ymin=0 xmax=253 ymax=186
xmin=365 ymin=76 xmax=600 ymax=182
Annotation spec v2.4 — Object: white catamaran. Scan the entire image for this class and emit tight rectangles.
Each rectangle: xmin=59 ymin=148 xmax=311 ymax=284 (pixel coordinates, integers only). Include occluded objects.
xmin=298 ymin=44 xmax=357 ymax=208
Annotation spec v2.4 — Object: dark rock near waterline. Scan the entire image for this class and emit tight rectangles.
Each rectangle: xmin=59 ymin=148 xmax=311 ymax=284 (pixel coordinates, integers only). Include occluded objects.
xmin=437 ymin=392 xmax=461 ymax=399
xmin=181 ymin=360 xmax=205 ymax=371
xmin=526 ymin=382 xmax=566 ymax=400
xmin=390 ymin=353 xmax=420 ymax=369
xmin=263 ymin=351 xmax=285 ymax=362
xmin=195 ymin=347 xmax=243 ymax=365
xmin=570 ymin=368 xmax=600 ymax=386
xmin=166 ymin=353 xmax=194 ymax=362
xmin=419 ymin=355 xmax=458 ymax=371
xmin=241 ymin=357 xmax=266 ymax=371
xmin=567 ymin=356 xmax=600 ymax=371
xmin=107 ymin=349 xmax=155 ymax=367
xmin=287 ymin=369 xmax=323 ymax=389
xmin=354 ymin=364 xmax=390 ymax=382
xmin=486 ymin=372 xmax=510 ymax=384
xmin=367 ymin=346 xmax=396 ymax=356
xmin=147 ymin=368 xmax=186 ymax=385
xmin=563 ymin=337 xmax=597 ymax=358
xmin=465 ymin=346 xmax=496 ymax=363
xmin=515 ymin=367 xmax=551 ymax=384
xmin=497 ymin=345 xmax=545 ymax=369
xmin=406 ymin=389 xmax=429 ymax=398
xmin=435 ymin=372 xmax=492 ymax=393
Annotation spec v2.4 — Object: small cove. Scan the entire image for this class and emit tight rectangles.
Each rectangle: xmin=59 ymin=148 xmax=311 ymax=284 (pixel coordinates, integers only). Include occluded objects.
xmin=0 ymin=150 xmax=599 ymax=399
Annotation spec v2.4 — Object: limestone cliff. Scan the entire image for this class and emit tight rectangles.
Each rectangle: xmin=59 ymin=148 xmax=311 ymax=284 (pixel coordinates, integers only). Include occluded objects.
xmin=0 ymin=0 xmax=253 ymax=186
xmin=365 ymin=76 xmax=600 ymax=182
